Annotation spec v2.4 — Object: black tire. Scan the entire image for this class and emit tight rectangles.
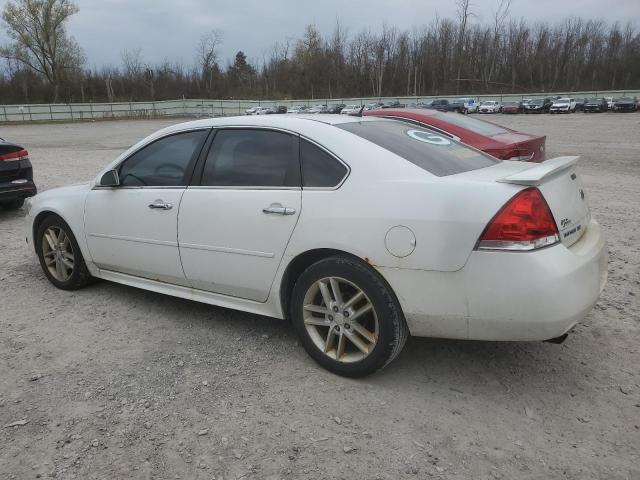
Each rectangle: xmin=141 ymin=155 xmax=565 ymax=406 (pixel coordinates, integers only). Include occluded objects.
xmin=0 ymin=198 xmax=24 ymax=210
xmin=36 ymin=214 xmax=94 ymax=290
xmin=290 ymin=255 xmax=409 ymax=377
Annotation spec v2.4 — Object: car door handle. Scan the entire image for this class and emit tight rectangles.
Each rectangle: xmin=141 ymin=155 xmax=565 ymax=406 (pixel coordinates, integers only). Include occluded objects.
xmin=148 ymin=200 xmax=173 ymax=210
xmin=263 ymin=206 xmax=296 ymax=215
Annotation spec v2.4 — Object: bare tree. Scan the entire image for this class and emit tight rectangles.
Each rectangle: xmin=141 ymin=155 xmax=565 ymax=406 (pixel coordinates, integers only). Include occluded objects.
xmin=197 ymin=29 xmax=222 ymax=95
xmin=0 ymin=0 xmax=84 ymax=102
xmin=455 ymin=0 xmax=473 ymax=93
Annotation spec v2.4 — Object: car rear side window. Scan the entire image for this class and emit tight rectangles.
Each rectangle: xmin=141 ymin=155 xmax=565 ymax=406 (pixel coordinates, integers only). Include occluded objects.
xmin=201 ymin=129 xmax=300 ymax=187
xmin=338 ymin=120 xmax=499 ymax=177
xmin=300 ymin=139 xmax=348 ymax=188
xmin=119 ymin=130 xmax=209 ymax=187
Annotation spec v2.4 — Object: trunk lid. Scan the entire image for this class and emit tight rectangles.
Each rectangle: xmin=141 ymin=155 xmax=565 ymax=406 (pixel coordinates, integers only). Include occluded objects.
xmin=489 ymin=132 xmax=546 ymax=162
xmin=497 ymin=156 xmax=590 ymax=247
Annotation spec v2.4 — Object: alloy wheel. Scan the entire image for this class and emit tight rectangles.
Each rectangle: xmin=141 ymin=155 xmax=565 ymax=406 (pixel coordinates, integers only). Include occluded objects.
xmin=302 ymin=276 xmax=379 ymax=363
xmin=42 ymin=226 xmax=75 ymax=282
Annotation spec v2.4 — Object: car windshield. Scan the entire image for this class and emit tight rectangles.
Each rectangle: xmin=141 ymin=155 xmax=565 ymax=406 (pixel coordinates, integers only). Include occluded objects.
xmin=482 ymin=101 xmax=496 ymax=105
xmin=337 ymin=120 xmax=499 ymax=177
xmin=504 ymin=102 xmax=518 ymax=106
xmin=432 ymin=112 xmax=509 ymax=137
xmin=556 ymin=98 xmax=570 ymax=102
xmin=586 ymin=98 xmax=600 ymax=103
xmin=618 ymin=97 xmax=633 ymax=102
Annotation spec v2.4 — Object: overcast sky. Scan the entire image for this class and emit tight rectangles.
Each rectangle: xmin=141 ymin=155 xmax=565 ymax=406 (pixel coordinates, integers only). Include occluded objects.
xmin=1 ymin=0 xmax=639 ymax=69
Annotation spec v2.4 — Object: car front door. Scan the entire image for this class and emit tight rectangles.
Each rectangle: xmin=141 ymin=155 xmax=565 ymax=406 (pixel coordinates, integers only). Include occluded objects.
xmin=178 ymin=128 xmax=302 ymax=302
xmin=84 ymin=129 xmax=210 ymax=286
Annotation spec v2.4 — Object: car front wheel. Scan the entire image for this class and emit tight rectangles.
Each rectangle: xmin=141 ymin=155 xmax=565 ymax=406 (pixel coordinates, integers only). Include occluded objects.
xmin=290 ymin=256 xmax=408 ymax=377
xmin=36 ymin=215 xmax=94 ymax=290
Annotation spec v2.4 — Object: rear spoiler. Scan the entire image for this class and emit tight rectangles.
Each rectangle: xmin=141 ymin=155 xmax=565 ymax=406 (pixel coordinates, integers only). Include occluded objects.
xmin=497 ymin=156 xmax=579 ymax=186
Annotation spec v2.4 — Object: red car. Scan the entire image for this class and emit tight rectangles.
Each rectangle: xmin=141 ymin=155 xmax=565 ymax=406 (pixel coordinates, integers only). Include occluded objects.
xmin=364 ymin=108 xmax=546 ymax=162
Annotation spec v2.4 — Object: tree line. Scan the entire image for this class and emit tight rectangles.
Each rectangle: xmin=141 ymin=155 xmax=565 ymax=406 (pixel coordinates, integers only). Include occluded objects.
xmin=1 ymin=0 xmax=639 ymax=105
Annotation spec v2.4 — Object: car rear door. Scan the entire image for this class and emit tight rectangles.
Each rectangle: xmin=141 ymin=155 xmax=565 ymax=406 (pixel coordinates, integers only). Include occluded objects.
xmin=178 ymin=128 xmax=302 ymax=302
xmin=84 ymin=129 xmax=210 ymax=286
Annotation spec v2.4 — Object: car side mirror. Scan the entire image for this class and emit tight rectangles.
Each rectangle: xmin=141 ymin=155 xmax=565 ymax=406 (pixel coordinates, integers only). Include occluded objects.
xmin=99 ymin=169 xmax=120 ymax=187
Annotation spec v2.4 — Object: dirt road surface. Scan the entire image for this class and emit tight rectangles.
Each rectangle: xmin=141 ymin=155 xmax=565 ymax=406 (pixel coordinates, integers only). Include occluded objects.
xmin=1 ymin=113 xmax=638 ymax=479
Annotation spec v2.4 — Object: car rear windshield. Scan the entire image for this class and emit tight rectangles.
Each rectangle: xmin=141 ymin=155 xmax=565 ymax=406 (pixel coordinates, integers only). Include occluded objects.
xmin=338 ymin=120 xmax=499 ymax=177
xmin=431 ymin=112 xmax=508 ymax=137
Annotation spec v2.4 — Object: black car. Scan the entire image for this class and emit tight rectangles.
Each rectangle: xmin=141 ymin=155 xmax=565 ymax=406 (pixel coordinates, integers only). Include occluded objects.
xmin=583 ymin=98 xmax=608 ymax=113
xmin=612 ymin=97 xmax=638 ymax=112
xmin=325 ymin=104 xmax=346 ymax=114
xmin=574 ymin=98 xmax=587 ymax=111
xmin=0 ymin=138 xmax=36 ymax=210
xmin=425 ymin=99 xmax=452 ymax=112
xmin=523 ymin=98 xmax=553 ymax=113
xmin=271 ymin=106 xmax=288 ymax=114
xmin=381 ymin=100 xmax=405 ymax=109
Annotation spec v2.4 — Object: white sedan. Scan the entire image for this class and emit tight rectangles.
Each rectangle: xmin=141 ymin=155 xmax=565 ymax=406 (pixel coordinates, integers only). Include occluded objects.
xmin=25 ymin=115 xmax=607 ymax=377
xmin=478 ymin=101 xmax=501 ymax=113
xmin=340 ymin=105 xmax=362 ymax=115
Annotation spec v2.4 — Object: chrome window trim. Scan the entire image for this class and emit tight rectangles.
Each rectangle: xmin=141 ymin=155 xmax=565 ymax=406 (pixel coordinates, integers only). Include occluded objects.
xmin=92 ymin=127 xmax=211 ymax=190
xmin=197 ymin=126 xmax=351 ymax=191
xmin=187 ymin=185 xmax=301 ymax=191
xmin=298 ymin=134 xmax=351 ymax=191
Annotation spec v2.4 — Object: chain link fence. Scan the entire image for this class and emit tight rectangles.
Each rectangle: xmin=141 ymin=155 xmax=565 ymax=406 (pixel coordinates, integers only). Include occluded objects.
xmin=1 ymin=90 xmax=639 ymax=122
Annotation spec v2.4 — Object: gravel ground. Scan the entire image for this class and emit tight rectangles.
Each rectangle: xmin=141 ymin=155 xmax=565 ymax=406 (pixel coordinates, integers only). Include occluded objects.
xmin=1 ymin=113 xmax=639 ymax=480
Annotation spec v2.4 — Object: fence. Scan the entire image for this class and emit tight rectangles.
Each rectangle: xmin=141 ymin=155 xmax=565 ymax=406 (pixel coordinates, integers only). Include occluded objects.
xmin=1 ymin=90 xmax=639 ymax=122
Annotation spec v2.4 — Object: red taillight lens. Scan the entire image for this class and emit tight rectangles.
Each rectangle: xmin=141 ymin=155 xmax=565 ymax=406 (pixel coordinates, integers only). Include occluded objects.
xmin=477 ymin=187 xmax=559 ymax=251
xmin=0 ymin=148 xmax=29 ymax=162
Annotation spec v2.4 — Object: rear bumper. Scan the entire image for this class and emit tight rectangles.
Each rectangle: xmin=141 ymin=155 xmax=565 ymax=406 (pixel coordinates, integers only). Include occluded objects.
xmin=0 ymin=158 xmax=36 ymax=202
xmin=0 ymin=180 xmax=37 ymax=201
xmin=379 ymin=219 xmax=607 ymax=341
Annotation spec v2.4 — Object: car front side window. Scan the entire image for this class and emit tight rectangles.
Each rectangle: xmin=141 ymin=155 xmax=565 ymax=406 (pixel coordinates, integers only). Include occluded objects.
xmin=200 ymin=129 xmax=300 ymax=188
xmin=118 ymin=130 xmax=209 ymax=187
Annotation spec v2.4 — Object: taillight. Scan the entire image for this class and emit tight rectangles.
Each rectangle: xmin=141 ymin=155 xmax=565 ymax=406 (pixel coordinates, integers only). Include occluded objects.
xmin=476 ymin=187 xmax=559 ymax=251
xmin=0 ymin=148 xmax=29 ymax=162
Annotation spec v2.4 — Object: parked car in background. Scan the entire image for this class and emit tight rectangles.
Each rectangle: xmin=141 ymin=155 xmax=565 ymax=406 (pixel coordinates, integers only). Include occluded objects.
xmin=381 ymin=100 xmax=405 ymax=109
xmin=325 ymin=104 xmax=346 ymax=114
xmin=447 ymin=99 xmax=470 ymax=113
xmin=612 ymin=97 xmax=638 ymax=112
xmin=574 ymin=98 xmax=587 ymax=112
xmin=340 ymin=105 xmax=362 ymax=115
xmin=245 ymin=106 xmax=258 ymax=115
xmin=524 ymin=98 xmax=553 ymax=113
xmin=501 ymin=101 xmax=522 ymax=114
xmin=25 ymin=115 xmax=606 ymax=377
xmin=269 ymin=106 xmax=287 ymax=114
xmin=458 ymin=98 xmax=478 ymax=113
xmin=364 ymin=102 xmax=384 ymax=111
xmin=583 ymin=98 xmax=608 ymax=113
xmin=308 ymin=104 xmax=329 ymax=114
xmin=364 ymin=108 xmax=546 ymax=162
xmin=604 ymin=97 xmax=614 ymax=110
xmin=0 ymin=138 xmax=36 ymax=210
xmin=288 ymin=105 xmax=308 ymax=114
xmin=425 ymin=99 xmax=452 ymax=112
xmin=478 ymin=101 xmax=501 ymax=113
xmin=253 ymin=106 xmax=272 ymax=115
xmin=549 ymin=98 xmax=576 ymax=113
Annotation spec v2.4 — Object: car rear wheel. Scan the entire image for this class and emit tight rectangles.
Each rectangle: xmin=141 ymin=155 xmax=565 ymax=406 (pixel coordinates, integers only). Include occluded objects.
xmin=290 ymin=256 xmax=408 ymax=377
xmin=36 ymin=215 xmax=94 ymax=290
xmin=0 ymin=198 xmax=24 ymax=210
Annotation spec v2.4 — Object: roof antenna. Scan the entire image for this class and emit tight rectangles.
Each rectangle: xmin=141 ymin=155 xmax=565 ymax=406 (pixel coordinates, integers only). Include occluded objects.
xmin=357 ymin=104 xmax=365 ymax=117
